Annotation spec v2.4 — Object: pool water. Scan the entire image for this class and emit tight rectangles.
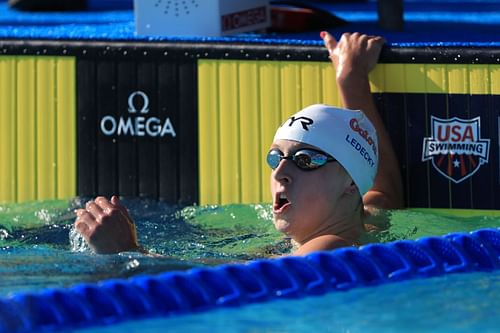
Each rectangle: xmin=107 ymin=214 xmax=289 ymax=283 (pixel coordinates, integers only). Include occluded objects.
xmin=1 ymin=198 xmax=500 ymax=297
xmin=75 ymin=270 xmax=500 ymax=333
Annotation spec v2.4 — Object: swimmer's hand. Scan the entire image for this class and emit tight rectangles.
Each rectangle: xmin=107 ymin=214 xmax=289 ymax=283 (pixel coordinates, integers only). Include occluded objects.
xmin=321 ymin=31 xmax=385 ymax=84
xmin=74 ymin=196 xmax=140 ymax=254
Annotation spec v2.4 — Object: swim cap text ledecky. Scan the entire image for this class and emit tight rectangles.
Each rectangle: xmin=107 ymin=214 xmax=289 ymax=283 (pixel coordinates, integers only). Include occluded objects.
xmin=273 ymin=104 xmax=379 ymax=196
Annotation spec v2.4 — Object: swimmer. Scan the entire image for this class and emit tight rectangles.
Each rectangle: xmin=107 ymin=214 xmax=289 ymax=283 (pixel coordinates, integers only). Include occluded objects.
xmin=74 ymin=32 xmax=404 ymax=255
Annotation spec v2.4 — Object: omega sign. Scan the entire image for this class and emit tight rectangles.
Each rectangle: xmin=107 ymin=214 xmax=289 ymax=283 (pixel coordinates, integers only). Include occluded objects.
xmin=100 ymin=91 xmax=176 ymax=138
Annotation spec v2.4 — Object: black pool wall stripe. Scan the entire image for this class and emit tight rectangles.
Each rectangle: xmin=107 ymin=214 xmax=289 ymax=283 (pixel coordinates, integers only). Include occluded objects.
xmin=76 ymin=55 xmax=198 ymax=204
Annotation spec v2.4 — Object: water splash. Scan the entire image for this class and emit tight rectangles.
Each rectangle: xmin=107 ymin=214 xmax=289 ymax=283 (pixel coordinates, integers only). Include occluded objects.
xmin=69 ymin=226 xmax=91 ymax=252
xmin=0 ymin=229 xmax=9 ymax=240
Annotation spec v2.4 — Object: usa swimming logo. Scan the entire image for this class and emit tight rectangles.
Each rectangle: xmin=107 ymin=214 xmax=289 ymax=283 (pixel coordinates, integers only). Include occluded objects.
xmin=422 ymin=116 xmax=490 ymax=183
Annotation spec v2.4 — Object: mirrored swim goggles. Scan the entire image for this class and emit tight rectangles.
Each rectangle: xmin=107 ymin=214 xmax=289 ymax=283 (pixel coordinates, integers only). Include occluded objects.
xmin=266 ymin=148 xmax=337 ymax=171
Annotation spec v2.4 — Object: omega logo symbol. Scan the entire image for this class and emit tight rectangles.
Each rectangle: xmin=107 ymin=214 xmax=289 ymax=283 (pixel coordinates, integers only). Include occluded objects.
xmin=128 ymin=91 xmax=149 ymax=114
xmin=100 ymin=91 xmax=176 ymax=138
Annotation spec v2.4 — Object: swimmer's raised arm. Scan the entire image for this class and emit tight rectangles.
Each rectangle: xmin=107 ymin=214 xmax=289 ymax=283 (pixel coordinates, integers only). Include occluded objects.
xmin=321 ymin=31 xmax=404 ymax=210
xmin=74 ymin=196 xmax=143 ymax=254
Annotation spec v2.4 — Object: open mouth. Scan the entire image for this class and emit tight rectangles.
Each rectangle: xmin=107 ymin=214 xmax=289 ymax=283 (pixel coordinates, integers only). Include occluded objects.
xmin=274 ymin=192 xmax=290 ymax=212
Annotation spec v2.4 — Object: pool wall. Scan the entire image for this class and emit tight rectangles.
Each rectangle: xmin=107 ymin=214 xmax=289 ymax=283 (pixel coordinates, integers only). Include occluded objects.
xmin=0 ymin=0 xmax=499 ymax=209
xmin=0 ymin=55 xmax=76 ymax=203
xmin=0 ymin=41 xmax=499 ymax=209
xmin=1 ymin=227 xmax=499 ymax=333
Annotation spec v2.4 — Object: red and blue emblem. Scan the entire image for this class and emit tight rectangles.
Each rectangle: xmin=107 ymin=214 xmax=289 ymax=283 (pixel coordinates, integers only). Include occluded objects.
xmin=422 ymin=116 xmax=490 ymax=183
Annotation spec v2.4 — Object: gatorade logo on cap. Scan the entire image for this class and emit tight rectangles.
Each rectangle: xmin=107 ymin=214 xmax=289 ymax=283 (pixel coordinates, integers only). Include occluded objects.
xmin=349 ymin=118 xmax=377 ymax=156
xmin=273 ymin=104 xmax=378 ymax=196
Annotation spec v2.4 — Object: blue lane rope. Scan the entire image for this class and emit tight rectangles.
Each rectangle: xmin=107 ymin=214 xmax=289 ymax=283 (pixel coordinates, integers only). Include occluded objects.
xmin=1 ymin=227 xmax=499 ymax=333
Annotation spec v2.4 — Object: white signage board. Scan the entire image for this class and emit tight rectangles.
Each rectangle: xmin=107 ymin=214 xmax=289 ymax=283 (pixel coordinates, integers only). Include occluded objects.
xmin=134 ymin=0 xmax=270 ymax=37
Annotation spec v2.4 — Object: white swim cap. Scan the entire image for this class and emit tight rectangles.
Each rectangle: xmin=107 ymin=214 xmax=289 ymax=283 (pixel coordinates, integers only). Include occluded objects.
xmin=273 ymin=104 xmax=378 ymax=196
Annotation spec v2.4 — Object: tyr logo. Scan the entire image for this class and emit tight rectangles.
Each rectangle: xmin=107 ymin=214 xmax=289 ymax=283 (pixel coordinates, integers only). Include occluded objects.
xmin=287 ymin=116 xmax=314 ymax=131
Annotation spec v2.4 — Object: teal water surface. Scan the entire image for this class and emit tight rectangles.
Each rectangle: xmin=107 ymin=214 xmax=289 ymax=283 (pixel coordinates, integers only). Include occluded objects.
xmin=1 ymin=198 xmax=499 ymax=297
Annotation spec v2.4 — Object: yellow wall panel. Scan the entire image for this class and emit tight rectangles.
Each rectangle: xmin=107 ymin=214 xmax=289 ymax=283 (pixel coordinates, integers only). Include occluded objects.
xmin=447 ymin=65 xmax=468 ymax=94
xmin=369 ymin=65 xmax=385 ymax=93
xmin=425 ymin=64 xmax=448 ymax=93
xmin=238 ymin=61 xmax=262 ymax=203
xmin=56 ymin=57 xmax=76 ymax=199
xmin=320 ymin=62 xmax=340 ymax=106
xmin=300 ymin=62 xmax=322 ymax=106
xmin=218 ymin=61 xmax=241 ymax=204
xmin=279 ymin=62 xmax=301 ymax=120
xmin=384 ymin=64 xmax=406 ymax=92
xmin=491 ymin=65 xmax=500 ymax=95
xmin=36 ymin=57 xmax=57 ymax=199
xmin=469 ymin=65 xmax=490 ymax=95
xmin=0 ymin=57 xmax=16 ymax=202
xmin=0 ymin=55 xmax=76 ymax=203
xmin=404 ymin=64 xmax=427 ymax=92
xmin=198 ymin=61 xmax=221 ymax=204
xmin=16 ymin=57 xmax=36 ymax=202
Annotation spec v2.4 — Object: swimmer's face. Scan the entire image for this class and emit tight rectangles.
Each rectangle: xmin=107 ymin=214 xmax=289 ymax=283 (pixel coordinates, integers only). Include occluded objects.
xmin=269 ymin=139 xmax=352 ymax=243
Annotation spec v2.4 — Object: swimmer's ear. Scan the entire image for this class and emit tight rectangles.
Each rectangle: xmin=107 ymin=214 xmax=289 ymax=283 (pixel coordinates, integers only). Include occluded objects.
xmin=344 ymin=181 xmax=359 ymax=196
